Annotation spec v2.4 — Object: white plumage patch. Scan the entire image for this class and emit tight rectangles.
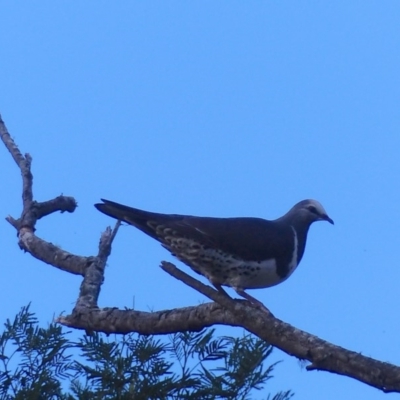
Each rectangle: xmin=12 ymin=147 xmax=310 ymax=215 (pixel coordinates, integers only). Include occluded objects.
xmin=287 ymin=226 xmax=299 ymax=273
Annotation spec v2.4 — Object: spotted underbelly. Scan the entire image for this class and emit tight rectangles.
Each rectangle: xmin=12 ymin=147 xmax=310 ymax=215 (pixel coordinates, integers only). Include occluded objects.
xmin=193 ymin=256 xmax=284 ymax=289
xmin=163 ymin=238 xmax=298 ymax=290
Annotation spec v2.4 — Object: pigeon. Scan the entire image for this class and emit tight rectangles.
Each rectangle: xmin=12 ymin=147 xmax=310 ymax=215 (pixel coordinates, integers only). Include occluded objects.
xmin=95 ymin=199 xmax=333 ymax=307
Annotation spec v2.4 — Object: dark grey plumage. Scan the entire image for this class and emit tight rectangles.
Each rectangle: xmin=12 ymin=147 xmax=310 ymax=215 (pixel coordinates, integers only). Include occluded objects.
xmin=95 ymin=198 xmax=333 ymax=307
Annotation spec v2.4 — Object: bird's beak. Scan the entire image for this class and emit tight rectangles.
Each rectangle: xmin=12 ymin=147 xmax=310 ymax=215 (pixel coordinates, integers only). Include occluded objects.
xmin=322 ymin=214 xmax=334 ymax=225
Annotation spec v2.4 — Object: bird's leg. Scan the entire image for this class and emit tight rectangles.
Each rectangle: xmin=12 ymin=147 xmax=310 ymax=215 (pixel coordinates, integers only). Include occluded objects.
xmin=213 ymin=283 xmax=233 ymax=298
xmin=234 ymin=288 xmax=273 ymax=314
xmin=213 ymin=283 xmax=272 ymax=315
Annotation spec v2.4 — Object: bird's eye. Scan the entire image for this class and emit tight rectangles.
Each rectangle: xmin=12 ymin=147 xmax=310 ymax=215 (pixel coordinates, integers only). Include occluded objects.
xmin=308 ymin=205 xmax=318 ymax=214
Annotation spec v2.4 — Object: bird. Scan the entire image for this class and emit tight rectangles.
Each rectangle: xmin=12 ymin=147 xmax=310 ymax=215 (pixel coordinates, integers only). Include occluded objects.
xmin=95 ymin=198 xmax=333 ymax=308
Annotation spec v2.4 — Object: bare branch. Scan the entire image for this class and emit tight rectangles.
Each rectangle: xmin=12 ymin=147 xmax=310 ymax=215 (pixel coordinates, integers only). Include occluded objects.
xmin=0 ymin=116 xmax=100 ymax=277
xmin=16 ymin=229 xmax=89 ymax=275
xmin=34 ymin=196 xmax=77 ymax=219
xmin=0 ymin=114 xmax=26 ymax=168
xmin=57 ymin=278 xmax=400 ymax=393
xmin=72 ymin=221 xmax=122 ymax=315
xmin=73 ymin=223 xmax=122 ymax=312
xmin=57 ymin=302 xmax=231 ymax=334
xmin=0 ymin=115 xmax=34 ymax=226
xmin=161 ymin=261 xmax=239 ymax=307
xmin=97 ymin=221 xmax=121 ymax=261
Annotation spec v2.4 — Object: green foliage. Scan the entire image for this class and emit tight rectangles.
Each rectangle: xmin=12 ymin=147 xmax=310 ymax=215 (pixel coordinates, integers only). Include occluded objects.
xmin=0 ymin=305 xmax=293 ymax=400
xmin=0 ymin=304 xmax=73 ymax=400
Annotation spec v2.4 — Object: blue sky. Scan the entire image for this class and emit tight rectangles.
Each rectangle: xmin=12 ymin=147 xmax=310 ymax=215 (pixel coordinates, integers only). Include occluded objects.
xmin=1 ymin=2 xmax=400 ymax=398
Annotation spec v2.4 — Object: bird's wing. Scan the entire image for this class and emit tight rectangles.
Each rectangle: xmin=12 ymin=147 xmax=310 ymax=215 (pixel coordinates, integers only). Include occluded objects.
xmin=172 ymin=216 xmax=291 ymax=261
xmin=95 ymin=199 xmax=293 ymax=261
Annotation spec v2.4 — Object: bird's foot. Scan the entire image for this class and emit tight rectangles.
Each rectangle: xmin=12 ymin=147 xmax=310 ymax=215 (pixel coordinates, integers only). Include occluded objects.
xmin=213 ymin=284 xmax=273 ymax=315
xmin=234 ymin=288 xmax=274 ymax=315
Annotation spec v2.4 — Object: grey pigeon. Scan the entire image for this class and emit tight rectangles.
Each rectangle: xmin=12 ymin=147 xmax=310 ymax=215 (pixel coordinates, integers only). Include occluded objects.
xmin=95 ymin=199 xmax=333 ymax=308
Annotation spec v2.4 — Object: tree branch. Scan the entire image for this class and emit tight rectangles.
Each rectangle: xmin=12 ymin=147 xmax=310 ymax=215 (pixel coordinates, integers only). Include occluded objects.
xmin=2 ymin=114 xmax=400 ymax=394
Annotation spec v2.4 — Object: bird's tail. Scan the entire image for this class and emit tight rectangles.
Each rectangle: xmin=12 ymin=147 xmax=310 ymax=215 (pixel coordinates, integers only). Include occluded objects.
xmin=94 ymin=199 xmax=156 ymax=225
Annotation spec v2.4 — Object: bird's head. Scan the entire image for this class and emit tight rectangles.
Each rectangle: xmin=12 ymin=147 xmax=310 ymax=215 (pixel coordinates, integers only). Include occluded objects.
xmin=288 ymin=199 xmax=334 ymax=225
